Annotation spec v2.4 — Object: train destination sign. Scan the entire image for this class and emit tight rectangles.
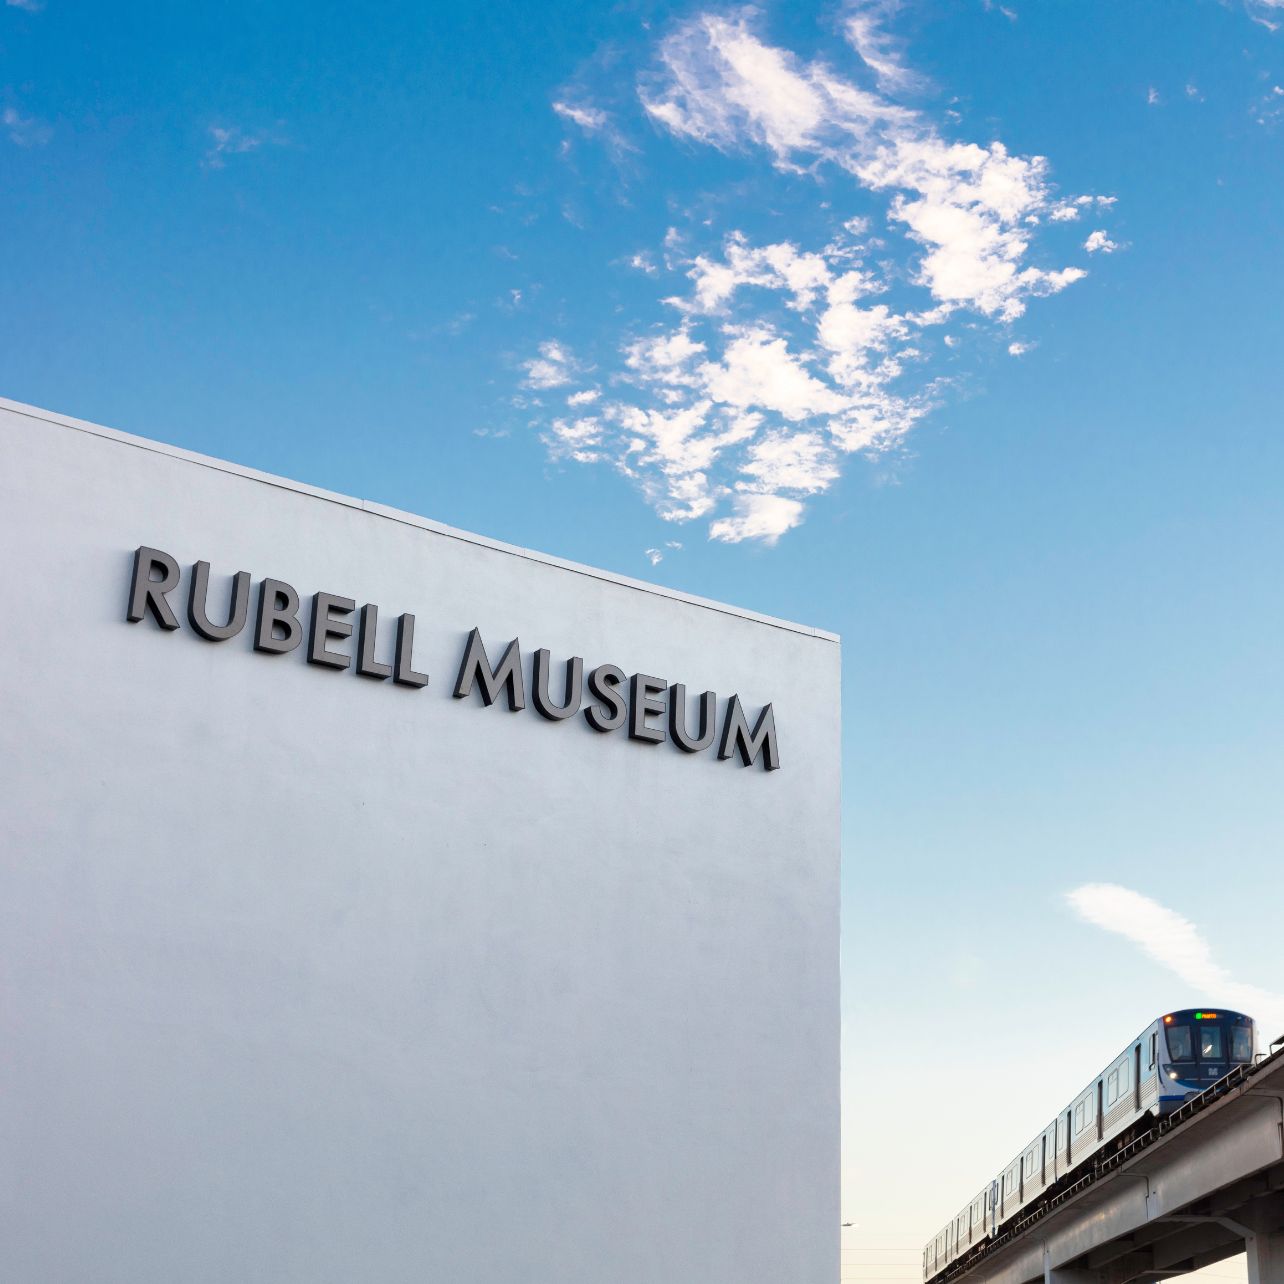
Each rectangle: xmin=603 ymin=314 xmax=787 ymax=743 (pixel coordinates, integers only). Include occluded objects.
xmin=125 ymin=545 xmax=781 ymax=771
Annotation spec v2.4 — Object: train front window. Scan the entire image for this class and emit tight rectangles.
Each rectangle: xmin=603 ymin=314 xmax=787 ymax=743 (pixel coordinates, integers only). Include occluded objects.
xmin=1200 ymin=1026 xmax=1224 ymax=1060
xmin=1232 ymin=1026 xmax=1253 ymax=1062
xmin=1166 ymin=1024 xmax=1193 ymax=1061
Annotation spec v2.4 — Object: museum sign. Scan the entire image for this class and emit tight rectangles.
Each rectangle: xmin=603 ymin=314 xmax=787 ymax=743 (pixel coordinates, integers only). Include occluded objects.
xmin=125 ymin=545 xmax=781 ymax=770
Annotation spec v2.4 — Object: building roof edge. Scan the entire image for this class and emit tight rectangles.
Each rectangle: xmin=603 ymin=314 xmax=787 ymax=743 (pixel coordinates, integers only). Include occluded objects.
xmin=0 ymin=396 xmax=840 ymax=645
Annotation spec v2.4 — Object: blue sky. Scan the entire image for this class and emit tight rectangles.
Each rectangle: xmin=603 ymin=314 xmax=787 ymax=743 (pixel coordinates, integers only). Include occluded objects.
xmin=4 ymin=0 xmax=1284 ymax=1274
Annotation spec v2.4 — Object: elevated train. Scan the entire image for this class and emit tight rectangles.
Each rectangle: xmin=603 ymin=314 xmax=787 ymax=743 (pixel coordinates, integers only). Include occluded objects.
xmin=923 ymin=1009 xmax=1257 ymax=1282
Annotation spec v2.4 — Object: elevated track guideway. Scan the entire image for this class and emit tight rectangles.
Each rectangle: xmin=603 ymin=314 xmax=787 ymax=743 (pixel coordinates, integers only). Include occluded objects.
xmin=932 ymin=1040 xmax=1284 ymax=1284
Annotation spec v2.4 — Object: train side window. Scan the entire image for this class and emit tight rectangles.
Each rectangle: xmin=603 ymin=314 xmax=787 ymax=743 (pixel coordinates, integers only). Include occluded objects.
xmin=1074 ymin=1102 xmax=1084 ymax=1133
xmin=1119 ymin=1059 xmax=1131 ymax=1094
xmin=1106 ymin=1071 xmax=1119 ymax=1106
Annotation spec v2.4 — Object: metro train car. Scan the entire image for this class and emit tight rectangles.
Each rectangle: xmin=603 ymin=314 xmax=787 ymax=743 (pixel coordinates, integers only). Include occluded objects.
xmin=922 ymin=1009 xmax=1257 ymax=1282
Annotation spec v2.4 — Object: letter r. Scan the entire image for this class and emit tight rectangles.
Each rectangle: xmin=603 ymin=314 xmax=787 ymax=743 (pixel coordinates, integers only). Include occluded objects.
xmin=126 ymin=546 xmax=181 ymax=630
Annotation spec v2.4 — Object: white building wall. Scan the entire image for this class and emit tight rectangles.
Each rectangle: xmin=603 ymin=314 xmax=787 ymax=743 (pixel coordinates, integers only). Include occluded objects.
xmin=0 ymin=397 xmax=840 ymax=1284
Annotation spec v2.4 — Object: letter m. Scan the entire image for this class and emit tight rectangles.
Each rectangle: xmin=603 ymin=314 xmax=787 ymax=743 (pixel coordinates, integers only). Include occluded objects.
xmin=452 ymin=627 xmax=525 ymax=711
xmin=717 ymin=696 xmax=780 ymax=771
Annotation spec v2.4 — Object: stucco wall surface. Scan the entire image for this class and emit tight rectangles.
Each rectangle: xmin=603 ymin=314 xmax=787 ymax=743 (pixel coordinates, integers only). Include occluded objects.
xmin=0 ymin=397 xmax=840 ymax=1284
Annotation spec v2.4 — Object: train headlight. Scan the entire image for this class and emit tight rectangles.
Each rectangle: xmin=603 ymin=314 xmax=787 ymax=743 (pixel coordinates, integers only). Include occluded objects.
xmin=1169 ymin=1071 xmax=1178 ymax=1079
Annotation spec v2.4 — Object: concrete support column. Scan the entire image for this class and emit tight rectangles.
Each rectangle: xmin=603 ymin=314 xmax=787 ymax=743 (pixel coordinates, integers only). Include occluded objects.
xmin=1247 ymin=1232 xmax=1284 ymax=1284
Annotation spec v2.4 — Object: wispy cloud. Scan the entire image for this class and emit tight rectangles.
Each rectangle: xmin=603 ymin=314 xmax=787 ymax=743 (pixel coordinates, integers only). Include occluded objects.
xmin=1254 ymin=84 xmax=1284 ymax=127
xmin=202 ymin=122 xmax=286 ymax=169
xmin=525 ymin=5 xmax=1105 ymax=543
xmin=1244 ymin=0 xmax=1284 ymax=32
xmin=553 ymin=100 xmax=610 ymax=133
xmin=552 ymin=91 xmax=636 ymax=163
xmin=981 ymin=0 xmax=1018 ymax=20
xmin=1066 ymin=883 xmax=1284 ymax=1037
xmin=644 ymin=540 xmax=683 ymax=566
xmin=3 ymin=105 xmax=51 ymax=147
xmin=843 ymin=0 xmax=921 ymax=95
xmin=4 ymin=0 xmax=44 ymax=11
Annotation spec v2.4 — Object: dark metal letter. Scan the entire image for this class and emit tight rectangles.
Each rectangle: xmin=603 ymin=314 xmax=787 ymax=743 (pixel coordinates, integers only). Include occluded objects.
xmin=187 ymin=561 xmax=250 ymax=641
xmin=254 ymin=578 xmax=303 ymax=655
xmin=393 ymin=613 xmax=429 ymax=688
xmin=717 ymin=696 xmax=781 ymax=771
xmin=356 ymin=603 xmax=392 ymax=680
xmin=126 ymin=546 xmax=180 ymax=630
xmin=668 ymin=684 xmax=717 ymax=753
xmin=308 ymin=592 xmax=355 ymax=669
xmin=628 ymin=673 xmax=668 ymax=745
xmin=452 ymin=627 xmax=523 ymax=709
xmin=532 ymin=649 xmax=583 ymax=721
xmin=583 ymin=664 xmax=626 ymax=732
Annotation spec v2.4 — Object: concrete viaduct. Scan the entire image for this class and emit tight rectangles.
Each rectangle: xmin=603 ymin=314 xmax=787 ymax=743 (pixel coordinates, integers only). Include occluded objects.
xmin=937 ymin=1042 xmax=1284 ymax=1284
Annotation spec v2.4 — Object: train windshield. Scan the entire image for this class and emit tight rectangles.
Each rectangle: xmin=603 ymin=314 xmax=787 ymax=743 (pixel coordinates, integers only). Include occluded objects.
xmin=1166 ymin=1017 xmax=1253 ymax=1065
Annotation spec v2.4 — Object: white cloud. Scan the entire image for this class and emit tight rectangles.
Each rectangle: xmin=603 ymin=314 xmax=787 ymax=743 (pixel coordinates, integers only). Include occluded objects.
xmin=641 ymin=9 xmax=1090 ymax=323
xmin=544 ymin=414 xmax=605 ymax=464
xmin=524 ymin=5 xmax=1105 ymax=542
xmin=1007 ymin=340 xmax=1031 ymax=356
xmin=203 ymin=123 xmax=285 ymax=169
xmin=639 ymin=10 xmax=909 ymax=167
xmin=5 ymin=0 xmax=43 ymax=10
xmin=1147 ymin=87 xmax=1161 ymax=106
xmin=1066 ymin=883 xmax=1284 ymax=1036
xmin=737 ymin=428 xmax=839 ymax=493
xmin=681 ymin=233 xmax=836 ymax=313
xmin=702 ymin=325 xmax=850 ymax=420
xmin=1084 ymin=228 xmax=1119 ymax=253
xmin=709 ymin=492 xmax=807 ymax=543
xmin=553 ymin=100 xmax=610 ymax=133
xmin=523 ymin=340 xmax=578 ymax=389
xmin=2 ymin=105 xmax=51 ymax=146
xmin=858 ymin=137 xmax=1086 ymax=321
xmin=567 ymin=388 xmax=600 ymax=406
